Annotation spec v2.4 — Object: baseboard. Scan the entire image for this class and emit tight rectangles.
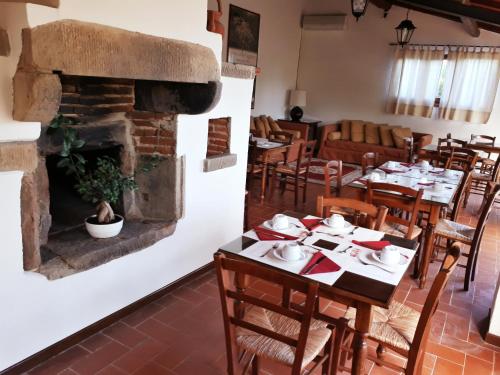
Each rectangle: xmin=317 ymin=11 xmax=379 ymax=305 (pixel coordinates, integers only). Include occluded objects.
xmin=485 ymin=332 xmax=500 ymax=347
xmin=0 ymin=262 xmax=214 ymax=375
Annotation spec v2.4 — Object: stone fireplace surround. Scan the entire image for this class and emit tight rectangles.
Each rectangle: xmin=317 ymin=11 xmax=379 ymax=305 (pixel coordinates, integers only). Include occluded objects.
xmin=11 ymin=19 xmax=222 ymax=279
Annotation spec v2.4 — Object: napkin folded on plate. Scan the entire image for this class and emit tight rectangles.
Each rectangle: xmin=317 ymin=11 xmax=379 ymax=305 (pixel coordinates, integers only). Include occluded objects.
xmin=299 ymin=252 xmax=341 ymax=275
xmin=378 ymin=167 xmax=402 ymax=174
xmin=253 ymin=226 xmax=299 ymax=241
xmin=400 ymin=162 xmax=414 ymax=167
xmin=300 ymin=218 xmax=323 ymax=231
xmin=352 ymin=240 xmax=391 ymax=250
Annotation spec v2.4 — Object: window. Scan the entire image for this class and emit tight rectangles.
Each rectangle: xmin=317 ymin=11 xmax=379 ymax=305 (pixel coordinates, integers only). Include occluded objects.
xmin=387 ymin=46 xmax=499 ymax=123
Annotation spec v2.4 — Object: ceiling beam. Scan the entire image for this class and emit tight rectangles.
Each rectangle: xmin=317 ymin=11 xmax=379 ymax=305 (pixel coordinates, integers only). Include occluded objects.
xmin=395 ymin=0 xmax=500 ymax=27
xmin=0 ymin=0 xmax=59 ymax=8
xmin=460 ymin=0 xmax=481 ymax=37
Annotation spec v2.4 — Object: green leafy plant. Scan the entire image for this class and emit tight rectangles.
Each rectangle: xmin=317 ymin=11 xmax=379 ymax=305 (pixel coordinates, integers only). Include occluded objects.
xmin=48 ymin=115 xmax=158 ymax=224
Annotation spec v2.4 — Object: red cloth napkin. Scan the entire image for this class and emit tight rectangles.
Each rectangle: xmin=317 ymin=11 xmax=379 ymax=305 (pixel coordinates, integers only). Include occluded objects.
xmin=299 ymin=252 xmax=341 ymax=275
xmin=400 ymin=162 xmax=414 ymax=167
xmin=300 ymin=218 xmax=323 ymax=231
xmin=253 ymin=226 xmax=299 ymax=241
xmin=378 ymin=167 xmax=402 ymax=174
xmin=352 ymin=240 xmax=391 ymax=250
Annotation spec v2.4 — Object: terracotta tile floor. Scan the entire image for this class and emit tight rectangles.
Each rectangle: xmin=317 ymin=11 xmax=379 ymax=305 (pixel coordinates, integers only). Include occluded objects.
xmin=25 ymin=182 xmax=500 ymax=375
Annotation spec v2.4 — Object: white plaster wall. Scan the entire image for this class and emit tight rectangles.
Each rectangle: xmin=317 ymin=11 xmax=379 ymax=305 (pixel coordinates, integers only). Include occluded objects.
xmin=0 ymin=1 xmax=252 ymax=370
xmin=208 ymin=0 xmax=304 ymax=118
xmin=298 ymin=1 xmax=500 ymax=141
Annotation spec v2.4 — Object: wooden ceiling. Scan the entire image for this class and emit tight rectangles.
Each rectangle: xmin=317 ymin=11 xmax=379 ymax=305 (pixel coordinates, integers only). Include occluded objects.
xmin=371 ymin=0 xmax=500 ymax=35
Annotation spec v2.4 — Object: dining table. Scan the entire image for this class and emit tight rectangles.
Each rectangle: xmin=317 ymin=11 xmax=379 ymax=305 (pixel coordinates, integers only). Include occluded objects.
xmin=250 ymin=137 xmax=290 ymax=202
xmin=218 ymin=210 xmax=418 ymax=375
xmin=348 ymin=161 xmax=464 ymax=288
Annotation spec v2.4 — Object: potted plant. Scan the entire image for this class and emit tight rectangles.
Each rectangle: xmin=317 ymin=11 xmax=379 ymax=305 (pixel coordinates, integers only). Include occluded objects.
xmin=48 ymin=115 xmax=157 ymax=239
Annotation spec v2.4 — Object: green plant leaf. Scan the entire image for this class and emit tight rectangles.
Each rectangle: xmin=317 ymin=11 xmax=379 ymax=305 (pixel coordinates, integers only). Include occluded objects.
xmin=56 ymin=158 xmax=71 ymax=168
xmin=73 ymin=139 xmax=85 ymax=149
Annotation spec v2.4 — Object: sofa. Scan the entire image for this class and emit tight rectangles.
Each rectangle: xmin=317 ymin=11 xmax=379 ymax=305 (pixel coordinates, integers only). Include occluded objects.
xmin=317 ymin=120 xmax=433 ymax=164
xmin=250 ymin=116 xmax=309 ymax=162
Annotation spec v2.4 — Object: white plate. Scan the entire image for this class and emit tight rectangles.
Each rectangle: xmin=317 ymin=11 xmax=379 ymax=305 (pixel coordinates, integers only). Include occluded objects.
xmin=358 ymin=252 xmax=397 ymax=273
xmin=321 ymin=220 xmax=353 ymax=234
xmin=272 ymin=248 xmax=308 ymax=262
xmin=262 ymin=220 xmax=295 ymax=232
xmin=371 ymin=251 xmax=408 ymax=266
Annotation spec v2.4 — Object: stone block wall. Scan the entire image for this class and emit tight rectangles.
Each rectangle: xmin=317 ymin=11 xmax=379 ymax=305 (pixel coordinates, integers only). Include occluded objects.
xmin=207 ymin=117 xmax=230 ymax=157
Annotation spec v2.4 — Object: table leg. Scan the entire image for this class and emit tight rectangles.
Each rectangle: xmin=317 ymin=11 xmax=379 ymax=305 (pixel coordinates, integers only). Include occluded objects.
xmin=351 ymin=303 xmax=372 ymax=375
xmin=419 ymin=206 xmax=439 ymax=289
xmin=260 ymin=162 xmax=267 ymax=203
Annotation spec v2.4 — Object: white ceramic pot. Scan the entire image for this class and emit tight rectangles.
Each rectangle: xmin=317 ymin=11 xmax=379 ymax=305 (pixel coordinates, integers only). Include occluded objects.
xmin=85 ymin=215 xmax=124 ymax=239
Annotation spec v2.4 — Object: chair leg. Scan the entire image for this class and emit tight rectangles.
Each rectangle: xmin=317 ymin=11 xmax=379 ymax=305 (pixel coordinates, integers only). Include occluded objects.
xmin=464 ymin=251 xmax=475 ymax=292
xmin=330 ymin=320 xmax=347 ymax=375
xmin=270 ymin=169 xmax=277 ymax=202
xmin=471 ymin=248 xmax=480 ymax=282
xmin=294 ymin=176 xmax=299 ymax=206
xmin=251 ymin=355 xmax=259 ymax=375
xmin=321 ymin=331 xmax=334 ymax=375
xmin=376 ymin=344 xmax=386 ymax=366
xmin=302 ymin=176 xmax=308 ymax=204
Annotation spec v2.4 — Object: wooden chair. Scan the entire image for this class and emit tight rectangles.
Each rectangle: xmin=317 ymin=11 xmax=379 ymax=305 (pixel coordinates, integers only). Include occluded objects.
xmin=365 ymin=182 xmax=424 ymax=241
xmin=361 ymin=152 xmax=379 ymax=175
xmin=438 ymin=136 xmax=468 ymax=149
xmin=446 ymin=147 xmax=478 ymax=172
xmin=271 ymin=140 xmax=317 ymax=206
xmin=324 ymin=160 xmax=342 ymax=198
xmin=214 ymin=252 xmax=335 ymax=375
xmin=335 ymin=243 xmax=461 ymax=375
xmin=316 ymin=196 xmax=388 ymax=231
xmin=469 ymin=153 xmax=500 ymax=198
xmin=471 ymin=134 xmax=496 ymax=159
xmin=433 ymin=183 xmax=500 ymax=290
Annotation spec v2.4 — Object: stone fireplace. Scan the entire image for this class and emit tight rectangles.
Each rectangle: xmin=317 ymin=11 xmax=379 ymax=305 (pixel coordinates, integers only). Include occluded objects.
xmin=12 ymin=20 xmax=221 ymax=279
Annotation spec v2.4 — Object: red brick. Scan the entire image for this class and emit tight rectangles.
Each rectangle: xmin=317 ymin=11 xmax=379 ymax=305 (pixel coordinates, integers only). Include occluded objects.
xmin=158 ymin=137 xmax=175 ymax=146
xmin=139 ymin=136 xmax=159 ymax=145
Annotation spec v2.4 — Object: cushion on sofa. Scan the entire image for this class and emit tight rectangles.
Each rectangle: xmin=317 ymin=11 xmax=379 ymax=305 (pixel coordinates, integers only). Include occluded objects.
xmin=268 ymin=117 xmax=281 ymax=132
xmin=350 ymin=121 xmax=365 ymax=142
xmin=327 ymin=131 xmax=342 ymax=141
xmin=379 ymin=125 xmax=400 ymax=147
xmin=260 ymin=116 xmax=272 ymax=137
xmin=392 ymin=127 xmax=413 ymax=149
xmin=254 ymin=117 xmax=267 ymax=138
xmin=365 ymin=123 xmax=380 ymax=145
xmin=340 ymin=120 xmax=351 ymax=141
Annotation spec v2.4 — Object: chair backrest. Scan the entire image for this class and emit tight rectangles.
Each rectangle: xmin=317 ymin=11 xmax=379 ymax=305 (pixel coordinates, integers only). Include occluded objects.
xmin=292 ymin=140 xmax=316 ymax=175
xmin=470 ymin=183 xmax=500 ymax=257
xmin=324 ymin=160 xmax=342 ymax=198
xmin=438 ymin=137 xmax=468 ymax=150
xmin=450 ymin=167 xmax=474 ymax=221
xmin=365 ymin=181 xmax=424 ymax=239
xmin=450 ymin=148 xmax=478 ymax=171
xmin=361 ymin=152 xmax=379 ymax=175
xmin=407 ymin=243 xmax=461 ymax=374
xmin=471 ymin=134 xmax=495 ymax=146
xmin=214 ymin=252 xmax=320 ymax=374
xmin=269 ymin=131 xmax=294 ymax=145
xmin=316 ymin=196 xmax=388 ymax=230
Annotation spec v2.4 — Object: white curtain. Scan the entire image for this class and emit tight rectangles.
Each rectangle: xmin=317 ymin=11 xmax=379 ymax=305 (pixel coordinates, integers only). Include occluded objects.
xmin=386 ymin=46 xmax=445 ymax=118
xmin=440 ymin=47 xmax=500 ymax=124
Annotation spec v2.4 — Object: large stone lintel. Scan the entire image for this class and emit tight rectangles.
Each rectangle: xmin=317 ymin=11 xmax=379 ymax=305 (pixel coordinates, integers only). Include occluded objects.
xmin=18 ymin=20 xmax=220 ymax=84
xmin=221 ymin=63 xmax=256 ymax=80
xmin=0 ymin=141 xmax=38 ymax=172
xmin=13 ymin=71 xmax=62 ymax=124
xmin=1 ymin=0 xmax=59 ymax=8
xmin=204 ymin=153 xmax=237 ymax=172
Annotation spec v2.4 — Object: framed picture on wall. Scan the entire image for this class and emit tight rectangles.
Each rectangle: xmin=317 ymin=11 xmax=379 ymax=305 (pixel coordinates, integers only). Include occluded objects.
xmin=227 ymin=5 xmax=260 ymax=67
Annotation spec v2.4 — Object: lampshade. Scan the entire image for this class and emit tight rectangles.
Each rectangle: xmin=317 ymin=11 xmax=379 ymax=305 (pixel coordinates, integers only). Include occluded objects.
xmin=289 ymin=90 xmax=307 ymax=107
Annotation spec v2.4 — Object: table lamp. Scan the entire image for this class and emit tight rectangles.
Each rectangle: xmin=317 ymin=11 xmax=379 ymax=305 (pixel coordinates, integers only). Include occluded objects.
xmin=289 ymin=90 xmax=306 ymax=122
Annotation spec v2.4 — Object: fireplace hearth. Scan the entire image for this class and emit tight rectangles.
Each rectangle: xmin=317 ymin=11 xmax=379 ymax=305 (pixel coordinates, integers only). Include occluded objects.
xmin=14 ymin=20 xmax=221 ymax=279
